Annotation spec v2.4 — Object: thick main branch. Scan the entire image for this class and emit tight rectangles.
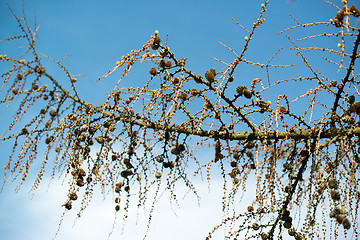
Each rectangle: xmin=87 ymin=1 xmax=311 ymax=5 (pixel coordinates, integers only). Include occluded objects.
xmin=119 ymin=114 xmax=360 ymax=141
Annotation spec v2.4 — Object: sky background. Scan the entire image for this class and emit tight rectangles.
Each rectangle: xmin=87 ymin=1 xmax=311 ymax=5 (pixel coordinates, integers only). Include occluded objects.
xmin=0 ymin=0 xmax=353 ymax=239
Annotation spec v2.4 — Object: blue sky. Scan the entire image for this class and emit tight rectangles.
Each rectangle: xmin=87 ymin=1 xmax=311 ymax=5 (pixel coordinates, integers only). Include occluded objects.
xmin=0 ymin=0 xmax=352 ymax=239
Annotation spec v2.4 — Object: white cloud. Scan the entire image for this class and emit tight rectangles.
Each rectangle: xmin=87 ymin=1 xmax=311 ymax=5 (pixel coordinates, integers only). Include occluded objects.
xmin=0 ymin=177 xmax=231 ymax=240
